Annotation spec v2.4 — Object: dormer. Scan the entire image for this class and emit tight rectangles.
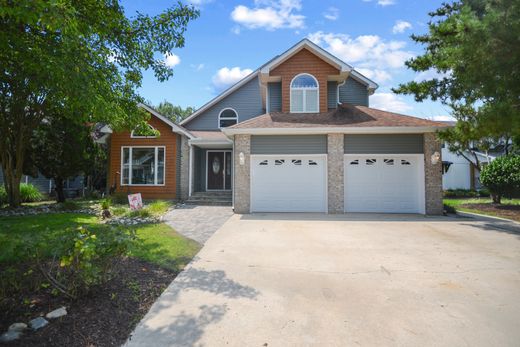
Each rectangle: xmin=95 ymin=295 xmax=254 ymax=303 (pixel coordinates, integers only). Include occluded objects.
xmin=260 ymin=39 xmax=377 ymax=113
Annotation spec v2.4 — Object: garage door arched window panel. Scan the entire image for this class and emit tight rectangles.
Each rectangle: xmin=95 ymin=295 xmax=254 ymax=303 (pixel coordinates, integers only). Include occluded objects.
xmin=121 ymin=146 xmax=165 ymax=186
xmin=218 ymin=108 xmax=238 ymax=128
xmin=290 ymin=73 xmax=319 ymax=113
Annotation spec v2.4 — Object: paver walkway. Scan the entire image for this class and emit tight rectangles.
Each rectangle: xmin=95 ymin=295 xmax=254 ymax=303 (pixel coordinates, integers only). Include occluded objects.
xmin=163 ymin=205 xmax=234 ymax=244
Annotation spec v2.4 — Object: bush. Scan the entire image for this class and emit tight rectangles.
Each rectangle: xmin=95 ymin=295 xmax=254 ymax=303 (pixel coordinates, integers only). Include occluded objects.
xmin=40 ymin=226 xmax=136 ymax=298
xmin=57 ymin=200 xmax=81 ymax=211
xmin=19 ymin=183 xmax=43 ymax=202
xmin=128 ymin=208 xmax=152 ymax=218
xmin=100 ymin=197 xmax=112 ymax=210
xmin=443 ymin=188 xmax=490 ymax=198
xmin=111 ymin=192 xmax=129 ymax=205
xmin=480 ymin=155 xmax=520 ymax=203
xmin=146 ymin=200 xmax=171 ymax=216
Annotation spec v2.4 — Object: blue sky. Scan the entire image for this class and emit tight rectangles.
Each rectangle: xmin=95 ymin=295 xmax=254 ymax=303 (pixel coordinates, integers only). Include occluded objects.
xmin=121 ymin=0 xmax=453 ymax=120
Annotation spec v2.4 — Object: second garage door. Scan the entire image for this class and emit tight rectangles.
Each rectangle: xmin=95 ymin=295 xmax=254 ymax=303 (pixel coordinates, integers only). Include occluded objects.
xmin=250 ymin=155 xmax=327 ymax=212
xmin=344 ymin=154 xmax=425 ymax=213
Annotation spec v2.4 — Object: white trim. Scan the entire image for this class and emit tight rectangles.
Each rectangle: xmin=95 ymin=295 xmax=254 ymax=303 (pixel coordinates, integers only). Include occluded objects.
xmin=218 ymin=108 xmax=239 ymax=129
xmin=138 ymin=103 xmax=194 ymax=139
xmin=249 ymin=153 xmax=328 ymax=213
xmin=188 ymin=144 xmax=193 ymax=197
xmin=222 ymin=126 xmax=445 ymax=136
xmin=130 ymin=124 xmax=158 ymax=138
xmin=290 ymin=73 xmax=320 ymax=113
xmin=180 ymin=71 xmax=259 ymax=126
xmin=205 ymin=150 xmax=233 ymax=191
xmin=120 ymin=145 xmax=166 ymax=186
xmin=336 ymin=79 xmax=346 ymax=105
xmin=344 ymin=154 xmax=425 ymax=214
xmin=266 ymin=84 xmax=270 ymax=113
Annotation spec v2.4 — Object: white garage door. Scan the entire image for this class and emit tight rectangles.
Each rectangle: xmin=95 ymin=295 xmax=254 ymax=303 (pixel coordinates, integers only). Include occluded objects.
xmin=251 ymin=155 xmax=327 ymax=212
xmin=344 ymin=155 xmax=425 ymax=213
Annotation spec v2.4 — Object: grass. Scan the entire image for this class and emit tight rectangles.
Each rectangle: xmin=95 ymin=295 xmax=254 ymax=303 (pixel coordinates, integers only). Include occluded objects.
xmin=0 ymin=212 xmax=199 ymax=271
xmin=444 ymin=198 xmax=520 ymax=221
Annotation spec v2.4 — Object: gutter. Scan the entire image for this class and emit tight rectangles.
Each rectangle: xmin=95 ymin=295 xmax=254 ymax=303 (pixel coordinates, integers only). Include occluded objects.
xmin=222 ymin=126 xmax=445 ymax=136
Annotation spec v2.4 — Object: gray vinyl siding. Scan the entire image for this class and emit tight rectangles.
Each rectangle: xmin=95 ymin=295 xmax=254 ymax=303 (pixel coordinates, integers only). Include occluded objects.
xmin=344 ymin=134 xmax=424 ymax=154
xmin=0 ymin=170 xmax=83 ymax=195
xmin=184 ymin=76 xmax=264 ymax=130
xmin=327 ymin=81 xmax=337 ymax=109
xmin=251 ymin=135 xmax=327 ymax=154
xmin=268 ymin=82 xmax=282 ymax=112
xmin=339 ymin=77 xmax=369 ymax=106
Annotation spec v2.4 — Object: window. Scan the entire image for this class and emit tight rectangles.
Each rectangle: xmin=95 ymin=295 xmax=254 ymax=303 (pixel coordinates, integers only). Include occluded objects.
xmin=366 ymin=159 xmax=377 ymax=165
xmin=292 ymin=159 xmax=302 ymax=165
xmin=401 ymin=160 xmax=411 ymax=165
xmin=275 ymin=159 xmax=285 ymax=165
xmin=259 ymin=160 xmax=268 ymax=166
xmin=384 ymin=159 xmax=394 ymax=165
xmin=121 ymin=147 xmax=165 ymax=185
xmin=350 ymin=159 xmax=359 ymax=165
xmin=218 ymin=108 xmax=238 ymax=128
xmin=131 ymin=124 xmax=157 ymax=138
xmin=309 ymin=160 xmax=318 ymax=166
xmin=290 ymin=73 xmax=319 ymax=113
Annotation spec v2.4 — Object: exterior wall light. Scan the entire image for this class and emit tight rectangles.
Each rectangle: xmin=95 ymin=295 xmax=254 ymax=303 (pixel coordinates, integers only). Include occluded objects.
xmin=239 ymin=152 xmax=245 ymax=166
xmin=431 ymin=151 xmax=441 ymax=165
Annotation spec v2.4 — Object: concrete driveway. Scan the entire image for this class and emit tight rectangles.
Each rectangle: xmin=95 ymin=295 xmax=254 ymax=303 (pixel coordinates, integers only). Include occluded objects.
xmin=126 ymin=214 xmax=520 ymax=347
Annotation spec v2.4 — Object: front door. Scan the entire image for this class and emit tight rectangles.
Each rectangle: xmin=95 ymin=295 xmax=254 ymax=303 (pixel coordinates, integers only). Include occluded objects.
xmin=207 ymin=151 xmax=232 ymax=190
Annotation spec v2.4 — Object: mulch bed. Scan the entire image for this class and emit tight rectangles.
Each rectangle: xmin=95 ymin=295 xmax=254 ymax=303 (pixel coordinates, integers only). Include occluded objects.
xmin=461 ymin=203 xmax=520 ymax=222
xmin=0 ymin=258 xmax=176 ymax=346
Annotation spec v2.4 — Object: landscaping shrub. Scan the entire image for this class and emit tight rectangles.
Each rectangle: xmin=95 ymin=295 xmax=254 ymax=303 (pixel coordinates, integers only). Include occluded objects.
xmin=39 ymin=226 xmax=136 ymax=298
xmin=443 ymin=203 xmax=456 ymax=214
xmin=111 ymin=192 xmax=129 ymax=205
xmin=128 ymin=208 xmax=152 ymax=218
xmin=480 ymin=155 xmax=520 ymax=203
xmin=57 ymin=200 xmax=81 ymax=211
xmin=146 ymin=200 xmax=171 ymax=216
xmin=100 ymin=197 xmax=112 ymax=210
xmin=443 ymin=188 xmax=491 ymax=198
xmin=19 ymin=183 xmax=43 ymax=202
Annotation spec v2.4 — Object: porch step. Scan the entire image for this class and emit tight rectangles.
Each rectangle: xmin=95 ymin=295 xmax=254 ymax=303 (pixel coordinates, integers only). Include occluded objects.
xmin=184 ymin=191 xmax=232 ymax=206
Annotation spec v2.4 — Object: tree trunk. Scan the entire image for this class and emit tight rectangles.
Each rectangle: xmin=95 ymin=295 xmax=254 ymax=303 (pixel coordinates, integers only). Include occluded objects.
xmin=5 ymin=170 xmax=22 ymax=207
xmin=54 ymin=177 xmax=66 ymax=203
xmin=491 ymin=193 xmax=501 ymax=204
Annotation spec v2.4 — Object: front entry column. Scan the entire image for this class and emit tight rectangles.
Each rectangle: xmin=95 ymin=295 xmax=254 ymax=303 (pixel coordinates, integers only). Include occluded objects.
xmin=233 ymin=135 xmax=251 ymax=214
xmin=327 ymin=134 xmax=344 ymax=213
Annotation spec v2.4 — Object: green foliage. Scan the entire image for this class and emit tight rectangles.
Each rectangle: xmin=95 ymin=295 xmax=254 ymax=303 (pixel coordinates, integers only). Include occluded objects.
xmin=100 ymin=198 xmax=112 ymax=210
xmin=0 ymin=186 xmax=7 ymax=206
xmin=128 ymin=208 xmax=152 ymax=218
xmin=111 ymin=206 xmax=128 ymax=216
xmin=443 ymin=188 xmax=489 ymax=198
xmin=393 ymin=0 xmax=520 ymax=138
xmin=0 ymin=1 xmax=199 ymax=207
xmin=155 ymin=101 xmax=196 ymax=122
xmin=146 ymin=200 xmax=171 ymax=216
xmin=19 ymin=183 xmax=43 ymax=202
xmin=57 ymin=200 xmax=81 ymax=211
xmin=111 ymin=192 xmax=129 ymax=205
xmin=480 ymin=155 xmax=520 ymax=203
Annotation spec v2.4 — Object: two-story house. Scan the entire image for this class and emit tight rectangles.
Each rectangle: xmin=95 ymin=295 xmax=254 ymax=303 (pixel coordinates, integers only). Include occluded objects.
xmin=107 ymin=39 xmax=447 ymax=214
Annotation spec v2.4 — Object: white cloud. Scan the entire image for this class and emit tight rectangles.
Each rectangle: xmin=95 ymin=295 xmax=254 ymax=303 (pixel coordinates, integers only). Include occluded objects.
xmin=392 ymin=20 xmax=412 ymax=34
xmin=370 ymin=92 xmax=412 ymax=113
xmin=308 ymin=31 xmax=414 ymax=83
xmin=164 ymin=53 xmax=180 ymax=67
xmin=187 ymin=0 xmax=213 ymax=6
xmin=323 ymin=7 xmax=339 ymax=21
xmin=212 ymin=67 xmax=253 ymax=90
xmin=414 ymin=68 xmax=451 ymax=82
xmin=363 ymin=0 xmax=396 ymax=6
xmin=431 ymin=115 xmax=455 ymax=121
xmin=356 ymin=68 xmax=392 ymax=83
xmin=190 ymin=63 xmax=205 ymax=71
xmin=231 ymin=0 xmax=305 ymax=31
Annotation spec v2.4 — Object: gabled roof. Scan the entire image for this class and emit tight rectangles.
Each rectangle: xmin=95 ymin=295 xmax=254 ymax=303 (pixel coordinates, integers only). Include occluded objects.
xmin=181 ymin=39 xmax=379 ymax=127
xmin=138 ymin=103 xmax=194 ymax=139
xmin=221 ymin=103 xmax=449 ymax=135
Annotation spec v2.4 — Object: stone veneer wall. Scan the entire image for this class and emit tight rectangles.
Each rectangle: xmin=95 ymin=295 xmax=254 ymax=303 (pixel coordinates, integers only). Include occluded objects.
xmin=233 ymin=135 xmax=251 ymax=214
xmin=424 ymin=132 xmax=443 ymax=215
xmin=179 ymin=136 xmax=190 ymax=201
xmin=327 ymin=134 xmax=344 ymax=213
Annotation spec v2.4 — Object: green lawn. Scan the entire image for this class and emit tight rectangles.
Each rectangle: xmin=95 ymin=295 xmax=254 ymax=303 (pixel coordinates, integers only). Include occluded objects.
xmin=0 ymin=213 xmax=200 ymax=271
xmin=444 ymin=198 xmax=520 ymax=222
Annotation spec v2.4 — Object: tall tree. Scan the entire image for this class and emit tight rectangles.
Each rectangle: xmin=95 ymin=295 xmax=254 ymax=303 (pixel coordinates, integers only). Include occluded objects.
xmin=155 ymin=100 xmax=196 ymax=122
xmin=393 ymin=0 xmax=520 ymax=142
xmin=31 ymin=116 xmax=95 ymax=203
xmin=0 ymin=1 xmax=199 ymax=207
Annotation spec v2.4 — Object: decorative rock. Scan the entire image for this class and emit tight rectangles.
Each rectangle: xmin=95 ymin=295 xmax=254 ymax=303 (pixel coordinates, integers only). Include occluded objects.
xmin=29 ymin=317 xmax=49 ymax=330
xmin=8 ymin=323 xmax=27 ymax=332
xmin=0 ymin=330 xmax=22 ymax=342
xmin=46 ymin=307 xmax=67 ymax=319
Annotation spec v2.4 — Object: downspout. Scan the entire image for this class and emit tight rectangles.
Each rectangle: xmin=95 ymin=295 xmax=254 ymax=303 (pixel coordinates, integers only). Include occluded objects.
xmin=232 ymin=137 xmax=235 ymax=210
xmin=337 ymin=79 xmax=346 ymax=105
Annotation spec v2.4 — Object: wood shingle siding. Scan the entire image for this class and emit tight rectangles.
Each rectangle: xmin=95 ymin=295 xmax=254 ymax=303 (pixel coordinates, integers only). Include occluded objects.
xmin=109 ymin=115 xmax=178 ymax=200
xmin=270 ymin=48 xmax=340 ymax=113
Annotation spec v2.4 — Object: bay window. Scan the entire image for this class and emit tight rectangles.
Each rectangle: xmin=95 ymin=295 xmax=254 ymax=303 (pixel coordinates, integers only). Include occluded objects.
xmin=121 ymin=147 xmax=165 ymax=185
xmin=290 ymin=73 xmax=319 ymax=113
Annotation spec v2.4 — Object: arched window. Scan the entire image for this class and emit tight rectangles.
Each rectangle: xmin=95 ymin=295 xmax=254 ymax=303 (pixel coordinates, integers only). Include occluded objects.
xmin=131 ymin=124 xmax=158 ymax=138
xmin=218 ymin=108 xmax=238 ymax=128
xmin=290 ymin=73 xmax=319 ymax=113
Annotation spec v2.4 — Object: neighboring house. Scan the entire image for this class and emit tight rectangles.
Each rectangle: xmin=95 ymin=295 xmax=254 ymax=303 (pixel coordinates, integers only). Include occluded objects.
xmin=0 ymin=170 xmax=84 ymax=197
xmin=442 ymin=144 xmax=492 ymax=190
xmin=107 ymin=39 xmax=448 ymax=214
